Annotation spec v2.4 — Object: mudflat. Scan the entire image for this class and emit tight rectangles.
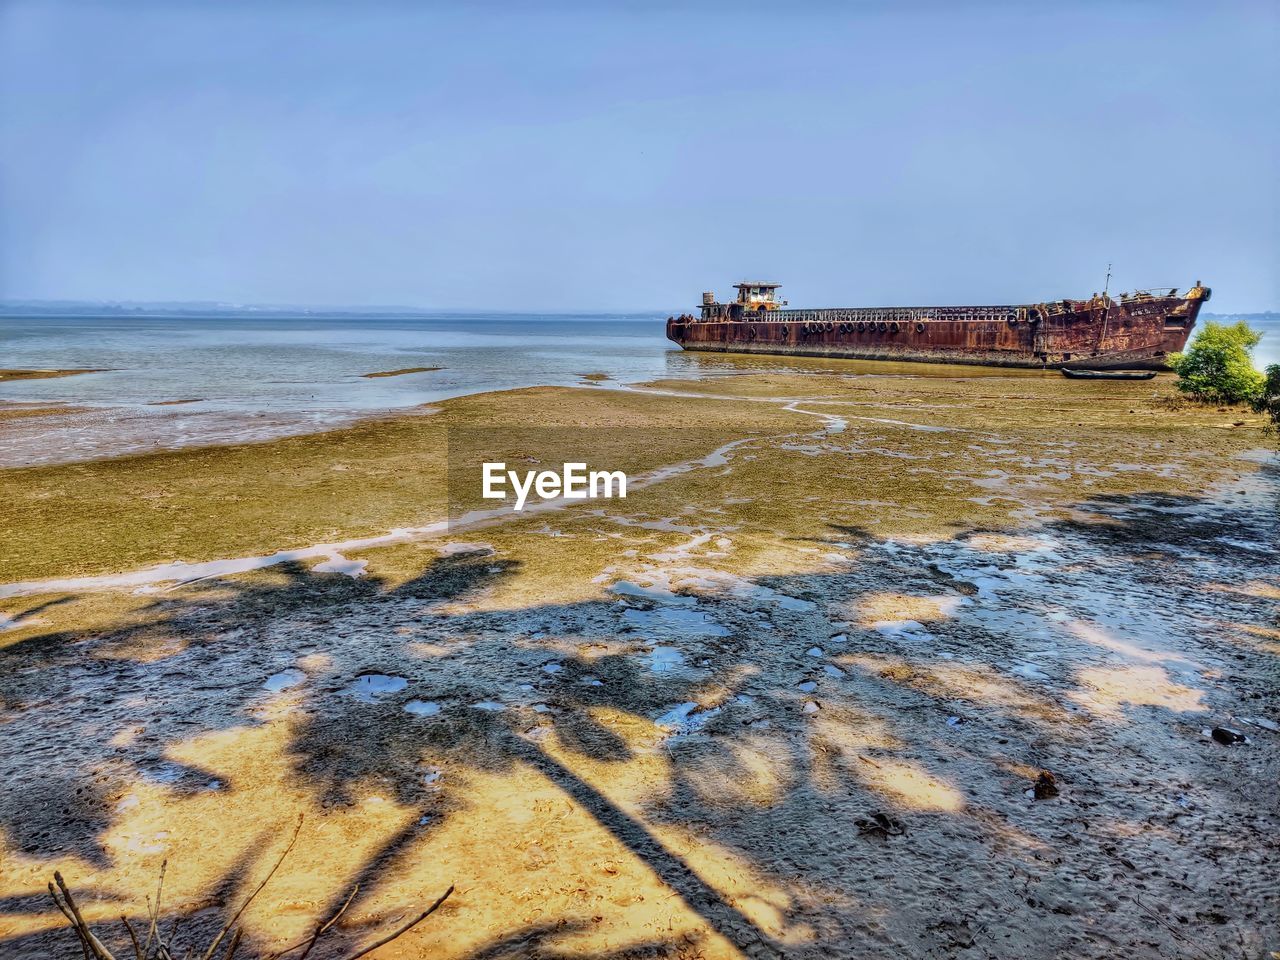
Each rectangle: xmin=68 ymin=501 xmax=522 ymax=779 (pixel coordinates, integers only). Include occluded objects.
xmin=1 ymin=369 xmax=1276 ymax=958
xmin=0 ymin=368 xmax=107 ymax=381
xmin=0 ymin=404 xmax=92 ymax=422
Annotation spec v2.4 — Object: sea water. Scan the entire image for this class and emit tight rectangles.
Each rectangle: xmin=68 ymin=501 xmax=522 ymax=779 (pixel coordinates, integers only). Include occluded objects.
xmin=0 ymin=312 xmax=677 ymax=465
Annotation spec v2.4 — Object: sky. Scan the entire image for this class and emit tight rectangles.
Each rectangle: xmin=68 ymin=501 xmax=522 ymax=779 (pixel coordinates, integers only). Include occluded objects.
xmin=1 ymin=0 xmax=1276 ymax=313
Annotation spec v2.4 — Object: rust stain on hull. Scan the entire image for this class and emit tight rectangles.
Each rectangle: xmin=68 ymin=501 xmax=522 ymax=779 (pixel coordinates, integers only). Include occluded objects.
xmin=667 ymin=284 xmax=1210 ymax=370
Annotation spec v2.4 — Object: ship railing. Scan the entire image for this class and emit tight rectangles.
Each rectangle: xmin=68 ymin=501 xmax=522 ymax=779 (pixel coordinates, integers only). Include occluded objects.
xmin=756 ymin=306 xmax=1020 ymax=324
xmin=1119 ymin=287 xmax=1179 ymax=300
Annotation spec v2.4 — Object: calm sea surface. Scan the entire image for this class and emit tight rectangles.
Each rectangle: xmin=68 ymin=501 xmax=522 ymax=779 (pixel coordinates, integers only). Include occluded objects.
xmin=2 ymin=311 xmax=1277 ymax=467
xmin=0 ymin=313 xmax=692 ymax=464
xmin=0 ymin=313 xmax=685 ymax=411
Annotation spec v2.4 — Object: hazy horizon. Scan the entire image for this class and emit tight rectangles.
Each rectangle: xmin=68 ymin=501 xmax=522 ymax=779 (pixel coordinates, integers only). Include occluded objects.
xmin=2 ymin=1 xmax=1277 ymax=313
xmin=4 ymin=297 xmax=1280 ymax=319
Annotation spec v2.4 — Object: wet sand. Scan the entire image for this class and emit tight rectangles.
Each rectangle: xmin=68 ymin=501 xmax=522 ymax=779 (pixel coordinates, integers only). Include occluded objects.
xmin=0 ymin=402 xmax=406 ymax=470
xmin=0 ymin=369 xmax=1277 ymax=958
xmin=0 ymin=403 xmax=92 ymax=422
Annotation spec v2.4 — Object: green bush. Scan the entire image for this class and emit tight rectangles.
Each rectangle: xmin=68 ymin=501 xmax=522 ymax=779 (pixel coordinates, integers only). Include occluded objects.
xmin=1253 ymin=364 xmax=1280 ymax=433
xmin=1169 ymin=321 xmax=1265 ymax=405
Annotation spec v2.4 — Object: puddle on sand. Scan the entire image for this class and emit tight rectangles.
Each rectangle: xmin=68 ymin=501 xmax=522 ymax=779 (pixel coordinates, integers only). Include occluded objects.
xmin=610 ymin=580 xmax=694 ymax=605
xmin=647 ymin=646 xmax=686 ymax=673
xmin=263 ymin=669 xmax=306 ymax=693
xmin=633 ymin=565 xmax=816 ymax=613
xmin=472 ymin=701 xmax=507 ymax=712
xmin=655 ymin=702 xmax=722 ymax=736
xmin=344 ymin=674 xmax=408 ymax=702
xmin=404 ymin=700 xmax=442 ymax=717
xmin=623 ymin=606 xmax=730 ymax=637
xmin=312 ymin=554 xmax=368 ymax=577
xmin=757 ymin=587 xmax=816 ymax=611
xmin=141 ymin=763 xmax=186 ymax=785
xmin=1011 ymin=662 xmax=1052 ymax=681
xmin=872 ymin=619 xmax=933 ymax=640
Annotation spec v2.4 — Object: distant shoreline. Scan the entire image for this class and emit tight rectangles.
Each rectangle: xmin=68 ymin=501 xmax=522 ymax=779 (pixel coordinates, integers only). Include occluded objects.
xmin=2 ymin=301 xmax=1275 ymax=323
xmin=0 ymin=305 xmax=672 ymax=321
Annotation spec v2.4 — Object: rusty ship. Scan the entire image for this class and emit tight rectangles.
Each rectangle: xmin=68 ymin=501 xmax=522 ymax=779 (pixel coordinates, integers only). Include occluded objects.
xmin=666 ymin=281 xmax=1211 ymax=369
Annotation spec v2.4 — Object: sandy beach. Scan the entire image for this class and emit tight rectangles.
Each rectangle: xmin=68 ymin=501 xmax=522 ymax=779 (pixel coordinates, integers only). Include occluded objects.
xmin=5 ymin=0 xmax=1277 ymax=953
xmin=1 ymin=365 xmax=1277 ymax=958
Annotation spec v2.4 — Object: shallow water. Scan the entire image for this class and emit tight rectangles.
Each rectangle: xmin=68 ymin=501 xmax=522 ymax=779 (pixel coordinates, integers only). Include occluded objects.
xmin=0 ymin=314 xmax=674 ymax=412
xmin=404 ymin=700 xmax=442 ymax=717
xmin=10 ymin=309 xmax=1264 ymax=467
xmin=655 ymin=701 xmax=722 ymax=736
xmin=0 ymin=312 xmax=903 ymax=466
xmin=344 ymin=674 xmax=408 ymax=702
xmin=263 ymin=669 xmax=306 ymax=693
xmin=646 ymin=646 xmax=687 ymax=672
xmin=624 ymin=607 xmax=731 ymax=638
xmin=0 ymin=313 xmax=671 ymax=465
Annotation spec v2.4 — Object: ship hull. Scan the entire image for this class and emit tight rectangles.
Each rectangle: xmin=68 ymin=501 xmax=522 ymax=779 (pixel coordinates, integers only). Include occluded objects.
xmin=667 ymin=292 xmax=1207 ymax=370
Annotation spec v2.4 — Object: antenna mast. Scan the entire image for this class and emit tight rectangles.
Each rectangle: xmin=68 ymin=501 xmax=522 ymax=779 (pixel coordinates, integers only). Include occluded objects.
xmin=1099 ymin=262 xmax=1113 ymax=346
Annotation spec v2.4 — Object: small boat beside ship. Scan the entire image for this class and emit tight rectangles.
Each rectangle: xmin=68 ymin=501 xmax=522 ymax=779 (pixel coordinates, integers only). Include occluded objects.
xmin=666 ymin=280 xmax=1210 ymax=370
xmin=1060 ymin=368 xmax=1158 ymax=380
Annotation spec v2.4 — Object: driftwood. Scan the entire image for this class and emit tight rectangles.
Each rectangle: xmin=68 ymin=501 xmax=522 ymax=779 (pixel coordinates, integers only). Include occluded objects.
xmin=46 ymin=816 xmax=453 ymax=960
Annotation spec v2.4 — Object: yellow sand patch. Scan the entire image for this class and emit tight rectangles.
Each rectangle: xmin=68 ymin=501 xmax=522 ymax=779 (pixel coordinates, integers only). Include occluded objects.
xmin=1068 ymin=665 xmax=1206 ymax=719
xmin=674 ymin=738 xmax=793 ymax=810
xmin=851 ymin=592 xmax=962 ymax=627
xmin=856 ymin=758 xmax=967 ymax=812
xmin=1065 ymin=620 xmax=1192 ymax=666
xmin=842 ymin=655 xmax=1066 ymax=724
xmin=1204 ymin=579 xmax=1280 ymax=601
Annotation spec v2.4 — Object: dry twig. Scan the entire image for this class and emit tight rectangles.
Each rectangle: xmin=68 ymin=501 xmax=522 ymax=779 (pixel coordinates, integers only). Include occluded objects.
xmin=270 ymin=883 xmax=361 ymax=960
xmin=200 ymin=816 xmax=304 ymax=960
xmin=45 ymin=819 xmax=452 ymax=960
xmin=344 ymin=885 xmax=454 ymax=960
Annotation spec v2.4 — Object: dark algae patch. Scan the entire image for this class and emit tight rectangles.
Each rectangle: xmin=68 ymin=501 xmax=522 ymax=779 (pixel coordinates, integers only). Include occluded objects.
xmin=0 ymin=368 xmax=108 ymax=381
xmin=360 ymin=366 xmax=444 ymax=378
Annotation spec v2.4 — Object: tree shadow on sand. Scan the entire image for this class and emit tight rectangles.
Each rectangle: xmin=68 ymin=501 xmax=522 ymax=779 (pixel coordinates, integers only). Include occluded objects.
xmin=1 ymin=481 xmax=1277 ymax=958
